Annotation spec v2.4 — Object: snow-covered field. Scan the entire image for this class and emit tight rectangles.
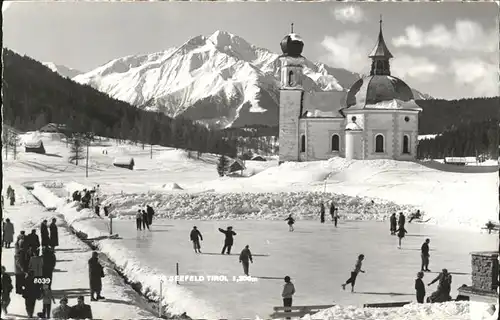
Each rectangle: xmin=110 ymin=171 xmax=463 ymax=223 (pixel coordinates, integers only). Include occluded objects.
xmin=3 ymin=131 xmax=499 ymax=320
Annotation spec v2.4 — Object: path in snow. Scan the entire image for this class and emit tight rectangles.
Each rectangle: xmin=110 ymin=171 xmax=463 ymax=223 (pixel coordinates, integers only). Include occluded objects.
xmin=87 ymin=219 xmax=498 ymax=319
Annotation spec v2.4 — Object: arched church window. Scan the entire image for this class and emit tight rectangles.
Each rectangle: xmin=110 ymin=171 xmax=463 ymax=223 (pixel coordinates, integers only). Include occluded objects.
xmin=300 ymin=134 xmax=306 ymax=153
xmin=403 ymin=135 xmax=410 ymax=154
xmin=288 ymin=70 xmax=294 ymax=86
xmin=331 ymin=134 xmax=340 ymax=152
xmin=375 ymin=134 xmax=384 ymax=153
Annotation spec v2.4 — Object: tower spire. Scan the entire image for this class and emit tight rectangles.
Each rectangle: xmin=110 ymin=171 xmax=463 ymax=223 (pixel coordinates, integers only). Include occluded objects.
xmin=368 ymin=16 xmax=393 ymax=76
xmin=291 ymin=23 xmax=294 ymax=33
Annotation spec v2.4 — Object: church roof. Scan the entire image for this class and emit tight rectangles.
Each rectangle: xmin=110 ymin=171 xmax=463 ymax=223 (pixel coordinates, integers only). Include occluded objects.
xmin=280 ymin=23 xmax=304 ymax=58
xmin=345 ymin=75 xmax=421 ymax=111
xmin=368 ymin=18 xmax=393 ymax=59
xmin=301 ymin=91 xmax=346 ymax=118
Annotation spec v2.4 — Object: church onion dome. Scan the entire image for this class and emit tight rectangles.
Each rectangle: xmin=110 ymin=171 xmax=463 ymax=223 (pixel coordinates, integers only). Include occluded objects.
xmin=280 ymin=23 xmax=304 ymax=57
xmin=345 ymin=75 xmax=417 ymax=110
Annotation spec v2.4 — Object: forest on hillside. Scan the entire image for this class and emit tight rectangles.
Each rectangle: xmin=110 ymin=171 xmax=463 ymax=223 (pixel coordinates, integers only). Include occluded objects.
xmin=2 ymin=49 xmax=237 ymax=158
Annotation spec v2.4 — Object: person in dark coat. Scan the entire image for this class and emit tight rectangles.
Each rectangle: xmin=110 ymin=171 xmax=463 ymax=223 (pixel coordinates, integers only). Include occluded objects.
xmin=239 ymin=245 xmax=253 ymax=276
xmin=136 ymin=210 xmax=142 ymax=231
xmin=103 ymin=205 xmax=110 ymax=217
xmin=42 ymin=247 xmax=56 ymax=288
xmin=94 ymin=198 xmax=101 ymax=217
xmin=26 ymin=229 xmax=41 ymax=256
xmin=10 ymin=189 xmax=16 ymax=206
xmin=398 ymin=212 xmax=406 ymax=229
xmin=3 ymin=218 xmax=15 ymax=248
xmin=190 ymin=226 xmax=203 ymax=253
xmin=320 ymin=203 xmax=325 ymax=223
xmin=146 ymin=205 xmax=155 ymax=226
xmin=285 ymin=215 xmax=295 ymax=232
xmin=396 ymin=226 xmax=407 ymax=248
xmin=40 ymin=220 xmax=50 ymax=248
xmin=415 ymin=271 xmax=426 ymax=303
xmin=1 ymin=265 xmax=14 ymax=315
xmin=390 ymin=213 xmax=397 ymax=235
xmin=88 ymin=251 xmax=105 ymax=301
xmin=49 ymin=218 xmax=59 ymax=249
xmin=329 ymin=202 xmax=336 ymax=221
xmin=141 ymin=210 xmax=150 ymax=230
xmin=219 ymin=226 xmax=236 ymax=255
xmin=14 ymin=244 xmax=27 ymax=294
xmin=52 ymin=297 xmax=71 ymax=319
xmin=69 ymin=295 xmax=93 ymax=319
xmin=421 ymin=238 xmax=431 ymax=272
xmin=23 ymin=271 xmax=41 ymax=318
xmin=409 ymin=210 xmax=422 ymax=223
xmin=427 ymin=269 xmax=452 ymax=303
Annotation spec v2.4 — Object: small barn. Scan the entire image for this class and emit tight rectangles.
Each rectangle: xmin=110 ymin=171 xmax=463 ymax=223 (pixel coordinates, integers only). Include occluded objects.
xmin=113 ymin=157 xmax=135 ymax=170
xmin=24 ymin=140 xmax=46 ymax=154
xmin=251 ymin=155 xmax=266 ymax=161
xmin=228 ymin=159 xmax=246 ymax=176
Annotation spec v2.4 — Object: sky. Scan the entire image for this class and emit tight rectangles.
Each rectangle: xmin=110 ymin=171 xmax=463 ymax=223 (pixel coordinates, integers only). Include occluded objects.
xmin=3 ymin=1 xmax=499 ymax=99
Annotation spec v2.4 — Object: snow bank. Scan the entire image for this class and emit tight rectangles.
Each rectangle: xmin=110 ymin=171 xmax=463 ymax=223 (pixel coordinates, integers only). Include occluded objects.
xmin=32 ymin=183 xmax=225 ymax=319
xmin=306 ymin=301 xmax=470 ymax=320
xmin=162 ymin=182 xmax=183 ymax=190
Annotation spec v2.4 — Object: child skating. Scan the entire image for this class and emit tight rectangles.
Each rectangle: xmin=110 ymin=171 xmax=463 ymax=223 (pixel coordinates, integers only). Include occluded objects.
xmin=341 ymin=254 xmax=365 ymax=292
xmin=285 ymin=215 xmax=295 ymax=232
xmin=396 ymin=226 xmax=408 ymax=248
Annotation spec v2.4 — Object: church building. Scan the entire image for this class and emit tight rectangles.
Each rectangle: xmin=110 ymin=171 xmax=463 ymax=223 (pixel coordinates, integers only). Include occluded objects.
xmin=278 ymin=20 xmax=422 ymax=164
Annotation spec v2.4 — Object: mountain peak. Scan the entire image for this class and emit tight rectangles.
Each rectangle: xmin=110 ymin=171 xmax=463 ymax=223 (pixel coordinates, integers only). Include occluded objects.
xmin=207 ymin=30 xmax=253 ymax=51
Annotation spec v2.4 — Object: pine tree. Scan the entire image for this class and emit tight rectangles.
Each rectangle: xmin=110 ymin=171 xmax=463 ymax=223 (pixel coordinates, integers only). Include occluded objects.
xmin=217 ymin=155 xmax=228 ymax=177
xmin=69 ymin=134 xmax=85 ymax=165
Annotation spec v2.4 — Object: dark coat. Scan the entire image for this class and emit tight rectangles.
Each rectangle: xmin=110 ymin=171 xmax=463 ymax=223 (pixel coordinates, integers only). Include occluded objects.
xmin=285 ymin=217 xmax=295 ymax=225
xmin=88 ymin=257 xmax=104 ymax=291
xmin=390 ymin=215 xmax=397 ymax=229
xmin=22 ymin=275 xmax=41 ymax=299
xmin=415 ymin=278 xmax=425 ymax=296
xmin=50 ymin=222 xmax=59 ymax=247
xmin=42 ymin=250 xmax=56 ymax=278
xmin=190 ymin=229 xmax=203 ymax=241
xmin=147 ymin=206 xmax=155 ymax=217
xmin=396 ymin=227 xmax=407 ymax=238
xmin=69 ymin=303 xmax=93 ymax=319
xmin=218 ymin=228 xmax=236 ymax=245
xmin=52 ymin=305 xmax=71 ymax=319
xmin=2 ymin=272 xmax=14 ymax=296
xmin=329 ymin=204 xmax=335 ymax=216
xmin=239 ymin=248 xmax=253 ymax=263
xmin=26 ymin=233 xmax=40 ymax=250
xmin=421 ymin=243 xmax=430 ymax=257
xmin=398 ymin=214 xmax=405 ymax=227
xmin=41 ymin=223 xmax=50 ymax=247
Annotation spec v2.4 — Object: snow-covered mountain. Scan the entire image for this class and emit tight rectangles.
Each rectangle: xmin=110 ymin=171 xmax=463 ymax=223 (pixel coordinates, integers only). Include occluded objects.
xmin=43 ymin=62 xmax=82 ymax=79
xmin=73 ymin=30 xmax=431 ymax=128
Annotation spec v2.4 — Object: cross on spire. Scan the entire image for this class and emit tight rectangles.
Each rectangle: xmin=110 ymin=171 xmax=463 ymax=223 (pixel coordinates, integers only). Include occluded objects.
xmin=291 ymin=23 xmax=294 ymax=33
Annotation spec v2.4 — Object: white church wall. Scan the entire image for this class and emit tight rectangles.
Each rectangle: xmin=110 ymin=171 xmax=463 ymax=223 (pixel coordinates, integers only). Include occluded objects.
xmin=395 ymin=112 xmax=419 ymax=160
xmin=298 ymin=118 xmax=344 ymax=161
xmin=364 ymin=112 xmax=395 ymax=159
xmin=279 ymin=90 xmax=303 ymax=162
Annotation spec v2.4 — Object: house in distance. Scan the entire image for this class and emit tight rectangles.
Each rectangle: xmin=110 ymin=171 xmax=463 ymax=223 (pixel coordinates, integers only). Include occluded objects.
xmin=24 ymin=139 xmax=46 ymax=154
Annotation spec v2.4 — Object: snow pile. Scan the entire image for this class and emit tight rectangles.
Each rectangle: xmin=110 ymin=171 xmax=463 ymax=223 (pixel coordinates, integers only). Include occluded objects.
xmin=31 ymin=183 xmax=226 ymax=319
xmin=97 ymin=191 xmax=416 ymax=221
xmin=162 ymin=182 xmax=183 ymax=190
xmin=307 ymin=301 xmax=470 ymax=320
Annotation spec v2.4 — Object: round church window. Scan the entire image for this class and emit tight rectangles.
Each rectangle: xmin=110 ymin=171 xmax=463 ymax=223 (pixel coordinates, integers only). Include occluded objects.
xmin=404 ymin=116 xmax=410 ymax=122
xmin=351 ymin=116 xmax=357 ymax=122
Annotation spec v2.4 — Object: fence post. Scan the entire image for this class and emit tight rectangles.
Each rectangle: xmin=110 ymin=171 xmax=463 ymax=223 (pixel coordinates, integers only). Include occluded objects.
xmin=176 ymin=263 xmax=179 ymax=285
xmin=158 ymin=279 xmax=163 ymax=318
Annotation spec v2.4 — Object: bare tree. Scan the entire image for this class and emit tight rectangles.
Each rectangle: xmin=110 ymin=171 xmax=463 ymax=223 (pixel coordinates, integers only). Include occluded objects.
xmin=2 ymin=129 xmax=10 ymax=160
xmin=11 ymin=132 xmax=21 ymax=160
xmin=69 ymin=134 xmax=85 ymax=165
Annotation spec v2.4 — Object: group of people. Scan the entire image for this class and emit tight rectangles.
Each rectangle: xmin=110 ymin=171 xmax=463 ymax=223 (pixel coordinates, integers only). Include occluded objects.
xmin=319 ymin=202 xmax=340 ymax=226
xmin=135 ymin=205 xmax=155 ymax=230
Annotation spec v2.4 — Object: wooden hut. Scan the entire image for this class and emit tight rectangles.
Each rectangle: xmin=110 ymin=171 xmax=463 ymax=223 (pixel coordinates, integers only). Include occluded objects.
xmin=251 ymin=155 xmax=266 ymax=161
xmin=113 ymin=157 xmax=135 ymax=170
xmin=228 ymin=159 xmax=246 ymax=176
xmin=24 ymin=140 xmax=46 ymax=154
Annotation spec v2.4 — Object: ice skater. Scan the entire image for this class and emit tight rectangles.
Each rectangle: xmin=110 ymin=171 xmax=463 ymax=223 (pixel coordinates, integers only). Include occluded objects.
xmin=415 ymin=271 xmax=426 ymax=303
xmin=408 ymin=210 xmax=422 ymax=223
xmin=421 ymin=238 xmax=431 ymax=271
xmin=390 ymin=213 xmax=397 ymax=235
xmin=282 ymin=276 xmax=295 ymax=319
xmin=135 ymin=210 xmax=142 ymax=231
xmin=341 ymin=254 xmax=365 ymax=292
xmin=398 ymin=212 xmax=406 ymax=230
xmin=219 ymin=226 xmax=236 ymax=255
xmin=329 ymin=202 xmax=336 ymax=220
xmin=333 ymin=208 xmax=339 ymax=227
xmin=146 ymin=205 xmax=155 ymax=226
xmin=285 ymin=215 xmax=295 ymax=232
xmin=320 ymin=203 xmax=325 ymax=223
xmin=396 ymin=226 xmax=407 ymax=248
xmin=190 ymin=226 xmax=203 ymax=253
xmin=239 ymin=245 xmax=253 ymax=276
xmin=141 ymin=210 xmax=150 ymax=230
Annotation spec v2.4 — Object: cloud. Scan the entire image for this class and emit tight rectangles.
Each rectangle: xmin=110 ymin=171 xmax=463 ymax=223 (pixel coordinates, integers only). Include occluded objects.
xmin=392 ymin=20 xmax=497 ymax=53
xmin=2 ymin=2 xmax=12 ymax=12
xmin=320 ymin=31 xmax=373 ymax=74
xmin=391 ymin=55 xmax=441 ymax=82
xmin=449 ymin=59 xmax=498 ymax=97
xmin=332 ymin=5 xmax=365 ymax=24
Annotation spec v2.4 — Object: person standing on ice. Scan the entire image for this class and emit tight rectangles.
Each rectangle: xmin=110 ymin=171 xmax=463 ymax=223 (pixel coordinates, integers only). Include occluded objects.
xmin=94 ymin=199 xmax=101 ymax=217
xmin=40 ymin=220 xmax=50 ymax=249
xmin=421 ymin=238 xmax=431 ymax=272
xmin=2 ymin=218 xmax=14 ymax=248
xmin=320 ymin=203 xmax=325 ymax=223
xmin=190 ymin=226 xmax=203 ymax=253
xmin=396 ymin=226 xmax=407 ymax=248
xmin=282 ymin=276 xmax=295 ymax=315
xmin=398 ymin=212 xmax=406 ymax=229
xmin=146 ymin=205 xmax=155 ymax=226
xmin=341 ymin=254 xmax=365 ymax=292
xmin=219 ymin=226 xmax=236 ymax=254
xmin=135 ymin=210 xmax=142 ymax=231
xmin=9 ymin=189 xmax=16 ymax=206
xmin=390 ymin=213 xmax=397 ymax=235
xmin=49 ymin=218 xmax=59 ymax=250
xmin=88 ymin=252 xmax=105 ymax=301
xmin=142 ymin=210 xmax=150 ymax=230
xmin=415 ymin=271 xmax=426 ymax=303
xmin=239 ymin=245 xmax=253 ymax=276
xmin=1 ymin=265 xmax=13 ymax=315
xmin=285 ymin=215 xmax=295 ymax=232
